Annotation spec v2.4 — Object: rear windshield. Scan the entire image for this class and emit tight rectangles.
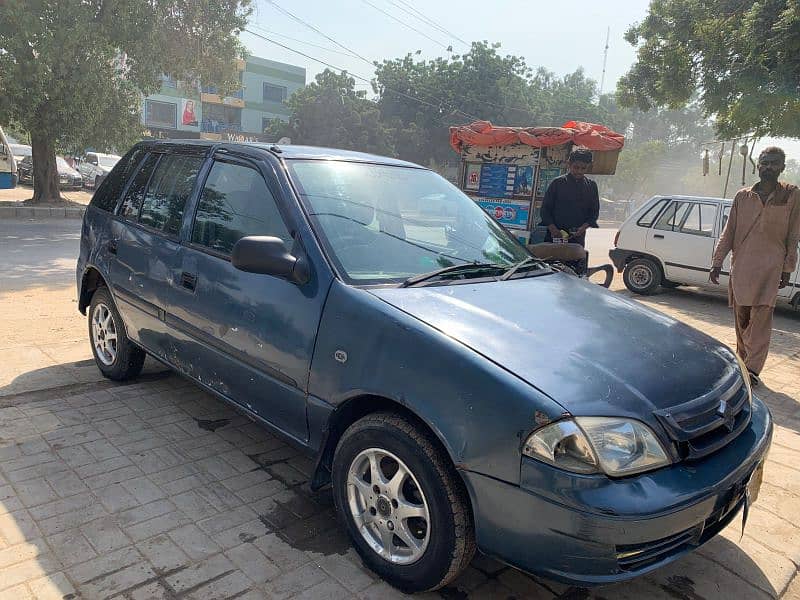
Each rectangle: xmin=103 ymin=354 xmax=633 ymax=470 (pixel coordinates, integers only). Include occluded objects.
xmin=89 ymin=146 xmax=149 ymax=213
xmin=636 ymin=198 xmax=668 ymax=227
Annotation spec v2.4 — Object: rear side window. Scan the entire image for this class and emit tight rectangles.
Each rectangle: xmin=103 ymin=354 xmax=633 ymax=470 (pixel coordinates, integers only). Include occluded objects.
xmin=636 ymin=198 xmax=668 ymax=227
xmin=119 ymin=153 xmax=160 ymax=219
xmin=191 ymin=160 xmax=291 ymax=255
xmin=139 ymin=154 xmax=203 ymax=235
xmin=654 ymin=201 xmax=689 ymax=232
xmin=680 ymin=203 xmax=717 ymax=236
xmin=90 ymin=146 xmax=146 ymax=212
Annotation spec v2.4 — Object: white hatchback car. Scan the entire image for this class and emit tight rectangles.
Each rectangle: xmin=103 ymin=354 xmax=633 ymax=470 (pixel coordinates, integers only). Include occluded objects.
xmin=610 ymin=195 xmax=800 ymax=307
xmin=78 ymin=152 xmax=121 ymax=189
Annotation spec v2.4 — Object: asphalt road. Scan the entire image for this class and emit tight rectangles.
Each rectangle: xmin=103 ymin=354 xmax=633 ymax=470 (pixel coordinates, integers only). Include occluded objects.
xmin=0 ymin=218 xmax=82 ymax=292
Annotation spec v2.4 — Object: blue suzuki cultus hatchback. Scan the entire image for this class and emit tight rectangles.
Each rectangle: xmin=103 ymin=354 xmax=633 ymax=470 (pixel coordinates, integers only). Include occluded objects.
xmin=78 ymin=141 xmax=772 ymax=592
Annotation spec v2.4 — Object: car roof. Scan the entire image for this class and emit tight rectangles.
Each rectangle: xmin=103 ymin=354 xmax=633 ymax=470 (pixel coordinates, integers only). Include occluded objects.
xmin=652 ymin=194 xmax=729 ymax=203
xmin=145 ymin=140 xmax=425 ymax=169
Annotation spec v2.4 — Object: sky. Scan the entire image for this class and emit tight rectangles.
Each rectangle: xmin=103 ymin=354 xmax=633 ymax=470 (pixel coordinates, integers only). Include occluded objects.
xmin=240 ymin=0 xmax=800 ymax=158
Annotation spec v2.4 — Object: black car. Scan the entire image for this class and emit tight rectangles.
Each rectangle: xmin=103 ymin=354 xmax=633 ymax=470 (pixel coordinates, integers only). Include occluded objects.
xmin=17 ymin=156 xmax=83 ymax=189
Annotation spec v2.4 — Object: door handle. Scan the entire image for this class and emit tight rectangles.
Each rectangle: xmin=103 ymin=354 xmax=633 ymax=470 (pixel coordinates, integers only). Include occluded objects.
xmin=107 ymin=239 xmax=118 ymax=254
xmin=181 ymin=271 xmax=197 ymax=291
xmin=654 ymin=234 xmax=665 ymax=239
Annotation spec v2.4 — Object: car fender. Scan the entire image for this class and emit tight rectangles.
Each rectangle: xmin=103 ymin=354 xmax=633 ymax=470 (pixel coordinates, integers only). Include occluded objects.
xmin=308 ymin=281 xmax=568 ymax=486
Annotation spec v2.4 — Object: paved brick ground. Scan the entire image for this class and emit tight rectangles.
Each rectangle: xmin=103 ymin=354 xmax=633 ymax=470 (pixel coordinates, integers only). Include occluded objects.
xmin=1 ymin=285 xmax=800 ymax=599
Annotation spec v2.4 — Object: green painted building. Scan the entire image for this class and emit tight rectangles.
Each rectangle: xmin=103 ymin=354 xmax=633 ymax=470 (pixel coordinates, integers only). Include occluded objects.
xmin=141 ymin=55 xmax=305 ymax=141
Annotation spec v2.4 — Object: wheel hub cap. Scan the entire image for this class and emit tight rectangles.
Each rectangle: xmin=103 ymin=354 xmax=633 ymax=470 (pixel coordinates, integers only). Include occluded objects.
xmin=346 ymin=448 xmax=431 ymax=565
xmin=91 ymin=303 xmax=118 ymax=366
xmin=376 ymin=496 xmax=392 ymax=517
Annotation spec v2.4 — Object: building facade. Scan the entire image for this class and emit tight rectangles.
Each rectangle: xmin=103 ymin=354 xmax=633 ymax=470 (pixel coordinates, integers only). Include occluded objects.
xmin=141 ymin=56 xmax=305 ymax=142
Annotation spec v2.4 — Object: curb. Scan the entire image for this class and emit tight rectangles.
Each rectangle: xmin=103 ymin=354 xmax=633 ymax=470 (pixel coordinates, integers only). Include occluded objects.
xmin=0 ymin=205 xmax=85 ymax=219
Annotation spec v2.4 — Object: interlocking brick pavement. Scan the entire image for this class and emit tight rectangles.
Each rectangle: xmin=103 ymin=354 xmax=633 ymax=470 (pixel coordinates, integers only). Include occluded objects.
xmin=0 ymin=285 xmax=799 ymax=599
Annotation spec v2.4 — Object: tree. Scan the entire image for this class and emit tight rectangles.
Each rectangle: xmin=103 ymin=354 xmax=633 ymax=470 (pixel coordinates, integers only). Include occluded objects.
xmin=265 ymin=70 xmax=394 ymax=156
xmin=374 ymin=43 xmax=616 ymax=167
xmin=618 ymin=0 xmax=800 ymax=138
xmin=0 ymin=0 xmax=251 ymax=203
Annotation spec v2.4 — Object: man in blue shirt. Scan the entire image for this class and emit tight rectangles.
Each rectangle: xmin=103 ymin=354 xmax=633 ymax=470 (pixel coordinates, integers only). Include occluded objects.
xmin=540 ymin=148 xmax=600 ymax=247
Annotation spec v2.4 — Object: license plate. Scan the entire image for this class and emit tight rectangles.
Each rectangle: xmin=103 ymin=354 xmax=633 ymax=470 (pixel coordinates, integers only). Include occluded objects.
xmin=747 ymin=461 xmax=764 ymax=505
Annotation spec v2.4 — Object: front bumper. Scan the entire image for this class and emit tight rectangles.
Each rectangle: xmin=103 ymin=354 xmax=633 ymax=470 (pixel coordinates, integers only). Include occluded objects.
xmin=461 ymin=396 xmax=772 ymax=586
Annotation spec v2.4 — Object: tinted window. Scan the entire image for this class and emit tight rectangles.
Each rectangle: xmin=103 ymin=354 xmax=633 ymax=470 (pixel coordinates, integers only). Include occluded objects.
xmin=680 ymin=203 xmax=716 ymax=236
xmin=90 ymin=146 xmax=148 ymax=213
xmin=139 ymin=154 xmax=203 ymax=235
xmin=637 ymin=198 xmax=668 ymax=227
xmin=145 ymin=99 xmax=177 ymax=128
xmin=263 ymin=83 xmax=287 ymax=103
xmin=119 ymin=153 xmax=160 ymax=219
xmin=192 ymin=161 xmax=291 ymax=255
xmin=654 ymin=201 xmax=689 ymax=232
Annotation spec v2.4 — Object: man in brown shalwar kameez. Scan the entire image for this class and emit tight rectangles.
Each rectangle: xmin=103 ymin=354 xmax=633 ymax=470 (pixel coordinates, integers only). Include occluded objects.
xmin=710 ymin=147 xmax=800 ymax=386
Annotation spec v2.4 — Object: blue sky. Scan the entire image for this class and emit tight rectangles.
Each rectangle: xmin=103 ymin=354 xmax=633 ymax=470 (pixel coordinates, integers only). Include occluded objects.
xmin=240 ymin=0 xmax=799 ymax=158
xmin=242 ymin=0 xmax=652 ymax=96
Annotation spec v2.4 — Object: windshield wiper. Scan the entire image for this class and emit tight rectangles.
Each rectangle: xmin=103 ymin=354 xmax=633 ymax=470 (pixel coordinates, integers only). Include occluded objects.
xmin=400 ymin=262 xmax=503 ymax=288
xmin=499 ymin=257 xmax=549 ymax=281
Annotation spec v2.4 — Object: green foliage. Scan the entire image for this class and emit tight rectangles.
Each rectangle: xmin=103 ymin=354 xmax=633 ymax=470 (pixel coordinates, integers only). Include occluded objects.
xmin=0 ymin=0 xmax=251 ymax=201
xmin=266 ymin=70 xmax=394 ymax=156
xmin=618 ymin=0 xmax=800 ymax=137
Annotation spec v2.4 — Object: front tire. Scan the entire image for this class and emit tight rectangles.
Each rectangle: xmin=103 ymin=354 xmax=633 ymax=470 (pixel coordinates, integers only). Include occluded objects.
xmin=623 ymin=257 xmax=662 ymax=295
xmin=332 ymin=413 xmax=475 ymax=592
xmin=88 ymin=286 xmax=145 ymax=381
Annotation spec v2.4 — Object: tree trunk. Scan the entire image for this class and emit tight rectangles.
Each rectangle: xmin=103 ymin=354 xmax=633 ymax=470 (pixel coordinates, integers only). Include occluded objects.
xmin=30 ymin=132 xmax=62 ymax=204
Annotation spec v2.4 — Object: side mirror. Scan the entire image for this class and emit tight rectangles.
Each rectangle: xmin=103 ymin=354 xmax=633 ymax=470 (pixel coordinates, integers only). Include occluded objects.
xmin=231 ymin=236 xmax=309 ymax=284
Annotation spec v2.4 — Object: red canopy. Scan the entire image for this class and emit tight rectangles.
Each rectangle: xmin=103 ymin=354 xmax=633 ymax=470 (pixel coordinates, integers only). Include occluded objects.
xmin=449 ymin=120 xmax=625 ymax=154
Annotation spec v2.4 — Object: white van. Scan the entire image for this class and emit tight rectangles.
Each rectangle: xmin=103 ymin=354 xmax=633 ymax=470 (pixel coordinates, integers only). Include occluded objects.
xmin=0 ymin=127 xmax=17 ymax=189
xmin=610 ymin=195 xmax=800 ymax=308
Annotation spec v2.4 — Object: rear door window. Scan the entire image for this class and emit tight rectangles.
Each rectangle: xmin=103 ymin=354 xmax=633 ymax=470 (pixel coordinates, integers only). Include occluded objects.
xmin=138 ymin=154 xmax=204 ymax=235
xmin=721 ymin=206 xmax=732 ymax=232
xmin=119 ymin=153 xmax=160 ymax=220
xmin=90 ymin=146 xmax=147 ymax=213
xmin=680 ymin=203 xmax=717 ymax=236
xmin=637 ymin=198 xmax=668 ymax=227
xmin=654 ymin=200 xmax=689 ymax=232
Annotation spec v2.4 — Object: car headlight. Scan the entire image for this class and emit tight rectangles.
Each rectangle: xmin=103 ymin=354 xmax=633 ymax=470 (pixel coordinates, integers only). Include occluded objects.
xmin=523 ymin=417 xmax=670 ymax=476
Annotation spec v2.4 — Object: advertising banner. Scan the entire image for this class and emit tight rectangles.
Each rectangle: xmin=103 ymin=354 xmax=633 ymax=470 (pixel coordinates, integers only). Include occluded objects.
xmin=474 ymin=198 xmax=532 ymax=229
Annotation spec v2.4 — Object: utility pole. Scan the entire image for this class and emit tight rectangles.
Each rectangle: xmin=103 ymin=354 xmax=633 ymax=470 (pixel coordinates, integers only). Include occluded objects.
xmin=599 ymin=27 xmax=610 ymax=97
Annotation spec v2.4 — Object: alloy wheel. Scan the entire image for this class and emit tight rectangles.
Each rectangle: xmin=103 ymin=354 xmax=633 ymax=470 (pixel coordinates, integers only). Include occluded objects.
xmin=91 ymin=302 xmax=118 ymax=366
xmin=346 ymin=448 xmax=431 ymax=565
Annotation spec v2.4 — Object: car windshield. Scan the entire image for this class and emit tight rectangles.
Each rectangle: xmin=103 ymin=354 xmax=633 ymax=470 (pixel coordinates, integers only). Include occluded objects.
xmin=10 ymin=144 xmax=31 ymax=157
xmin=288 ymin=160 xmax=530 ymax=285
xmin=56 ymin=157 xmax=74 ymax=170
xmin=98 ymin=155 xmax=119 ymax=167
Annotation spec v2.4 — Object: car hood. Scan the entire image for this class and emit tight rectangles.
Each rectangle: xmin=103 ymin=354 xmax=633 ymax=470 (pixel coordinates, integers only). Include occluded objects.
xmin=58 ymin=168 xmax=80 ymax=177
xmin=369 ymin=272 xmax=739 ymax=419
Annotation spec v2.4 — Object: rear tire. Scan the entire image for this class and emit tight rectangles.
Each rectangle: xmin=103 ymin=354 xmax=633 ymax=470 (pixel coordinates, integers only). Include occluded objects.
xmin=332 ymin=412 xmax=475 ymax=592
xmin=623 ymin=257 xmax=662 ymax=295
xmin=88 ymin=286 xmax=145 ymax=381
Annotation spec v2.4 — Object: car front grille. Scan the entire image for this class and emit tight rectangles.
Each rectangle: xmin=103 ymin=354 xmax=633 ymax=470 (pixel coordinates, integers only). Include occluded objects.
xmin=616 ymin=525 xmax=701 ymax=571
xmin=615 ymin=484 xmax=746 ymax=572
xmin=654 ymin=372 xmax=750 ymax=461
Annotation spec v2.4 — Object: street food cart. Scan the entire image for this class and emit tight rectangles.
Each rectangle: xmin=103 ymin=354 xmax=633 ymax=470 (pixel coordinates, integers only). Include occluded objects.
xmin=449 ymin=120 xmax=624 ymax=245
